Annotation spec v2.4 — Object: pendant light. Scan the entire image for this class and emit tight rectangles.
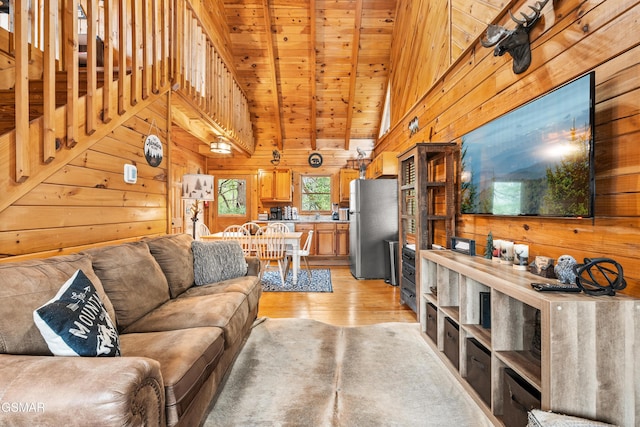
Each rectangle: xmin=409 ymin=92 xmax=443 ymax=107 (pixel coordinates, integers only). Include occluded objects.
xmin=210 ymin=136 xmax=232 ymax=154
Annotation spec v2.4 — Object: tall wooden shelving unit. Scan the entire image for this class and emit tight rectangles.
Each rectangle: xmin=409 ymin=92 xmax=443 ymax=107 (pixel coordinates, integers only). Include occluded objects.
xmin=397 ymin=143 xmax=458 ymax=315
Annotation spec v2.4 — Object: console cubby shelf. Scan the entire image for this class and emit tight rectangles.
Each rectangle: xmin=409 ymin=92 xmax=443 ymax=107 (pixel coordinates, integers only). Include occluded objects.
xmin=419 ymin=249 xmax=639 ymax=427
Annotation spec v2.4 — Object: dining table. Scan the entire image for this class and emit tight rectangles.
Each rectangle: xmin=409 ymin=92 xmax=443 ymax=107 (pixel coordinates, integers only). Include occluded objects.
xmin=202 ymin=231 xmax=304 ymax=285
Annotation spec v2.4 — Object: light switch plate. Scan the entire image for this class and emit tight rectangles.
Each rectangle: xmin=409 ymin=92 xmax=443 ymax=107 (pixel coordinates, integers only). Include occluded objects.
xmin=124 ymin=164 xmax=137 ymax=184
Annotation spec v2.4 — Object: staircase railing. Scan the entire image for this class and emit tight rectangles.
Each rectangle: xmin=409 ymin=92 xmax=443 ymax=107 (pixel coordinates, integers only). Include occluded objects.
xmin=3 ymin=0 xmax=254 ymax=190
xmin=171 ymin=0 xmax=254 ymax=155
xmin=6 ymin=0 xmax=172 ymax=185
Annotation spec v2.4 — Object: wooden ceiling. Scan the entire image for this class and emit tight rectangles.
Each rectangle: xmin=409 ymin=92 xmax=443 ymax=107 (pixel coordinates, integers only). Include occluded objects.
xmin=223 ymin=0 xmax=397 ymax=154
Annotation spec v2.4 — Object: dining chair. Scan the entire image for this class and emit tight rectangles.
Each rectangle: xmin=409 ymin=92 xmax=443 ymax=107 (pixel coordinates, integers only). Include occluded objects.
xmin=286 ymin=230 xmax=313 ymax=279
xmin=254 ymin=227 xmax=287 ymax=285
xmin=197 ymin=223 xmax=212 ymax=240
xmin=263 ymin=222 xmax=290 ymax=233
xmin=242 ymin=221 xmax=261 ymax=236
xmin=241 ymin=222 xmax=262 ymax=255
xmin=222 ymin=224 xmax=252 ymax=256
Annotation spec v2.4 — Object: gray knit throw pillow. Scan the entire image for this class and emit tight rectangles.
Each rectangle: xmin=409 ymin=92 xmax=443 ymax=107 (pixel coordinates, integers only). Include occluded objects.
xmin=192 ymin=240 xmax=248 ymax=286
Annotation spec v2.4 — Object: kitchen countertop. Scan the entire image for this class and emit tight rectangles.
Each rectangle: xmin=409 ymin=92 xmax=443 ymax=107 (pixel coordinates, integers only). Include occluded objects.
xmin=255 ymin=218 xmax=350 ymax=224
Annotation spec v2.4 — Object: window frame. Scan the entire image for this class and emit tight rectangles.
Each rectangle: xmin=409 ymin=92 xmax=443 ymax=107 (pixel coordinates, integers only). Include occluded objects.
xmin=300 ymin=174 xmax=332 ymax=213
xmin=216 ymin=178 xmax=247 ymax=217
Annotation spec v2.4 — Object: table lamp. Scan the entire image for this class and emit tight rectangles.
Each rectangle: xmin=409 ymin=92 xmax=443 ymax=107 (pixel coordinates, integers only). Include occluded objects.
xmin=181 ymin=173 xmax=215 ymax=239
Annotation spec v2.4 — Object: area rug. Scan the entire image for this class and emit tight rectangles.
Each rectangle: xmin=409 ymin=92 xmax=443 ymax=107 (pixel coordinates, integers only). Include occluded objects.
xmin=261 ymin=268 xmax=333 ymax=292
xmin=203 ymin=318 xmax=493 ymax=427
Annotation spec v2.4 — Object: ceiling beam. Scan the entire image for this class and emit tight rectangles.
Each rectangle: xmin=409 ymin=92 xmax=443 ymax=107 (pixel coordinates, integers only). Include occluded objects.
xmin=262 ymin=0 xmax=284 ymax=151
xmin=344 ymin=0 xmax=363 ymax=150
xmin=309 ymin=0 xmax=317 ymax=151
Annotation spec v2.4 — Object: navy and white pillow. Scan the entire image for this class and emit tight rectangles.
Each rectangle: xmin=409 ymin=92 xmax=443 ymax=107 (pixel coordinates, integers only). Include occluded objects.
xmin=33 ymin=269 xmax=120 ymax=357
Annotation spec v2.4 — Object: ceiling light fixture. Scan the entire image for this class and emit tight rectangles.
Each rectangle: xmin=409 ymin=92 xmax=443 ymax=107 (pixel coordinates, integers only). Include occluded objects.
xmin=210 ymin=136 xmax=232 ymax=154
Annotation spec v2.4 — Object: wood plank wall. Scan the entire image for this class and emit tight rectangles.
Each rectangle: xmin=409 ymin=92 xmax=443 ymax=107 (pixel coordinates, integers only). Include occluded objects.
xmin=377 ymin=0 xmax=640 ymax=297
xmin=0 ymin=96 xmax=171 ymax=260
xmin=169 ymin=126 xmax=209 ymax=235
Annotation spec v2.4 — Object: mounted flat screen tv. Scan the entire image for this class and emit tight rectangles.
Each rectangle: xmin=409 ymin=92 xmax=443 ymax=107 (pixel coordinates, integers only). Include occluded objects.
xmin=460 ymin=72 xmax=595 ymax=217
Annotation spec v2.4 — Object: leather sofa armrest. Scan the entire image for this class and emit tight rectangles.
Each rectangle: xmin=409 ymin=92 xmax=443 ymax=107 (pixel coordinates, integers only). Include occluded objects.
xmin=245 ymin=256 xmax=261 ymax=276
xmin=0 ymin=354 xmax=165 ymax=427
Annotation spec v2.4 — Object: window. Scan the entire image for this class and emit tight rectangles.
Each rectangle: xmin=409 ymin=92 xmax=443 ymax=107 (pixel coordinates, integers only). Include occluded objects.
xmin=217 ymin=179 xmax=247 ymax=215
xmin=301 ymin=176 xmax=331 ymax=212
xmin=379 ymin=82 xmax=391 ymax=137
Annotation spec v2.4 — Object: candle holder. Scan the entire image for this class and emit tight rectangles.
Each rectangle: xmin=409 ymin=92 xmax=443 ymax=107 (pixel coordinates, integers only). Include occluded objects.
xmin=492 ymin=239 xmax=503 ymax=262
xmin=513 ymin=244 xmax=529 ymax=270
xmin=500 ymin=241 xmax=514 ymax=265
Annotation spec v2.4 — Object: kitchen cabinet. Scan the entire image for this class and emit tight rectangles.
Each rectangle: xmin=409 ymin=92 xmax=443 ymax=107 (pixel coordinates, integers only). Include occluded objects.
xmin=259 ymin=169 xmax=292 ymax=202
xmin=365 ymin=151 xmax=398 ymax=179
xmin=315 ymin=223 xmax=336 ymax=256
xmin=336 ymin=223 xmax=349 ymax=256
xmin=294 ymin=222 xmax=349 ymax=257
xmin=339 ymin=169 xmax=359 ymax=203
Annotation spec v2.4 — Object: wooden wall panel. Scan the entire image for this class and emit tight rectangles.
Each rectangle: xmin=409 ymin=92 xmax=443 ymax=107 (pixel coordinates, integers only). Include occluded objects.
xmin=388 ymin=0 xmax=505 ymax=127
xmin=378 ymin=0 xmax=640 ymax=297
xmin=168 ymin=124 xmax=208 ymax=236
xmin=389 ymin=0 xmax=448 ymax=123
xmin=0 ymin=96 xmax=171 ymax=259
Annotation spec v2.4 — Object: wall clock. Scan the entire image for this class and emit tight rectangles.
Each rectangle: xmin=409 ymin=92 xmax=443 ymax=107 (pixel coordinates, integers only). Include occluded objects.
xmin=308 ymin=152 xmax=323 ymax=168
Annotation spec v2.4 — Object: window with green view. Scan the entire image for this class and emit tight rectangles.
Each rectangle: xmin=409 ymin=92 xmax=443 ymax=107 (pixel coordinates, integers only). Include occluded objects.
xmin=217 ymin=179 xmax=247 ymax=215
xmin=301 ymin=176 xmax=331 ymax=212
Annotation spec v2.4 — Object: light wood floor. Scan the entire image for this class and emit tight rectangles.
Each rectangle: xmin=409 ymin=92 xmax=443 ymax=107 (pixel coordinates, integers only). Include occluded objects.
xmin=257 ymin=265 xmax=418 ymax=326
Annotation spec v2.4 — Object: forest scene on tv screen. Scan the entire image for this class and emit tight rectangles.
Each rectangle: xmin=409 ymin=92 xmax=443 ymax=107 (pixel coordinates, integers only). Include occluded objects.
xmin=460 ymin=73 xmax=594 ymax=217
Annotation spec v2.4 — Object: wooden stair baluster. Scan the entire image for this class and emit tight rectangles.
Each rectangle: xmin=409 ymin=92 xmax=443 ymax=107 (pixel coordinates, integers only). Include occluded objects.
xmin=64 ymin=0 xmax=79 ymax=148
xmin=43 ymin=0 xmax=57 ymax=163
xmin=102 ymin=0 xmax=113 ymax=123
xmin=14 ymin=0 xmax=29 ymax=182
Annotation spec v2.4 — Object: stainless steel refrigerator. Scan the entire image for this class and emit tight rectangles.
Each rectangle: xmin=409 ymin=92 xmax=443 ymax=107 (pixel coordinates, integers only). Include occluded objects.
xmin=349 ymin=179 xmax=398 ymax=279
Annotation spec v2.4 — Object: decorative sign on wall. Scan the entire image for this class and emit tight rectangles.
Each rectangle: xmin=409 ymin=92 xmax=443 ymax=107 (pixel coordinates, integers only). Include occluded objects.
xmin=408 ymin=116 xmax=419 ymax=135
xmin=308 ymin=152 xmax=323 ymax=168
xmin=143 ymin=119 xmax=163 ymax=167
xmin=271 ymin=150 xmax=281 ymax=165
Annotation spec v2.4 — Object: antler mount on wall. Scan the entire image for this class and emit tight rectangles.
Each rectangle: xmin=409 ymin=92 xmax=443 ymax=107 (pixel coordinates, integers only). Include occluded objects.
xmin=481 ymin=0 xmax=552 ymax=74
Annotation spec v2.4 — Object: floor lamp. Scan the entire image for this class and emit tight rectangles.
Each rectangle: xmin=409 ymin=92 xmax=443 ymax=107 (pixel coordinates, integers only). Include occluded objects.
xmin=181 ymin=173 xmax=215 ymax=239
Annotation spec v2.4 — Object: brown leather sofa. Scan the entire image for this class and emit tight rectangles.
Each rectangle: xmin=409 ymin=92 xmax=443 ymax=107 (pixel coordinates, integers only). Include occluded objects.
xmin=0 ymin=233 xmax=262 ymax=427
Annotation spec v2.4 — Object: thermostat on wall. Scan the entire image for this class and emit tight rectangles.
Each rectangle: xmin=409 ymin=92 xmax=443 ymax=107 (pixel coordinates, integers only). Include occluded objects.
xmin=124 ymin=164 xmax=137 ymax=184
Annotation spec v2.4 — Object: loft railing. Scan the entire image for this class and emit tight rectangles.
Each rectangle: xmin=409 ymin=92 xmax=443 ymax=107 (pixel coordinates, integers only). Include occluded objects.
xmin=4 ymin=0 xmax=171 ymax=184
xmin=171 ymin=0 xmax=254 ymax=155
xmin=2 ymin=0 xmax=254 ymax=187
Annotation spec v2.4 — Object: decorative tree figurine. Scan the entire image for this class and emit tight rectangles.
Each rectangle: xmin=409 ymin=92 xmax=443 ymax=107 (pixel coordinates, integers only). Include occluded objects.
xmin=485 ymin=232 xmax=493 ymax=259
